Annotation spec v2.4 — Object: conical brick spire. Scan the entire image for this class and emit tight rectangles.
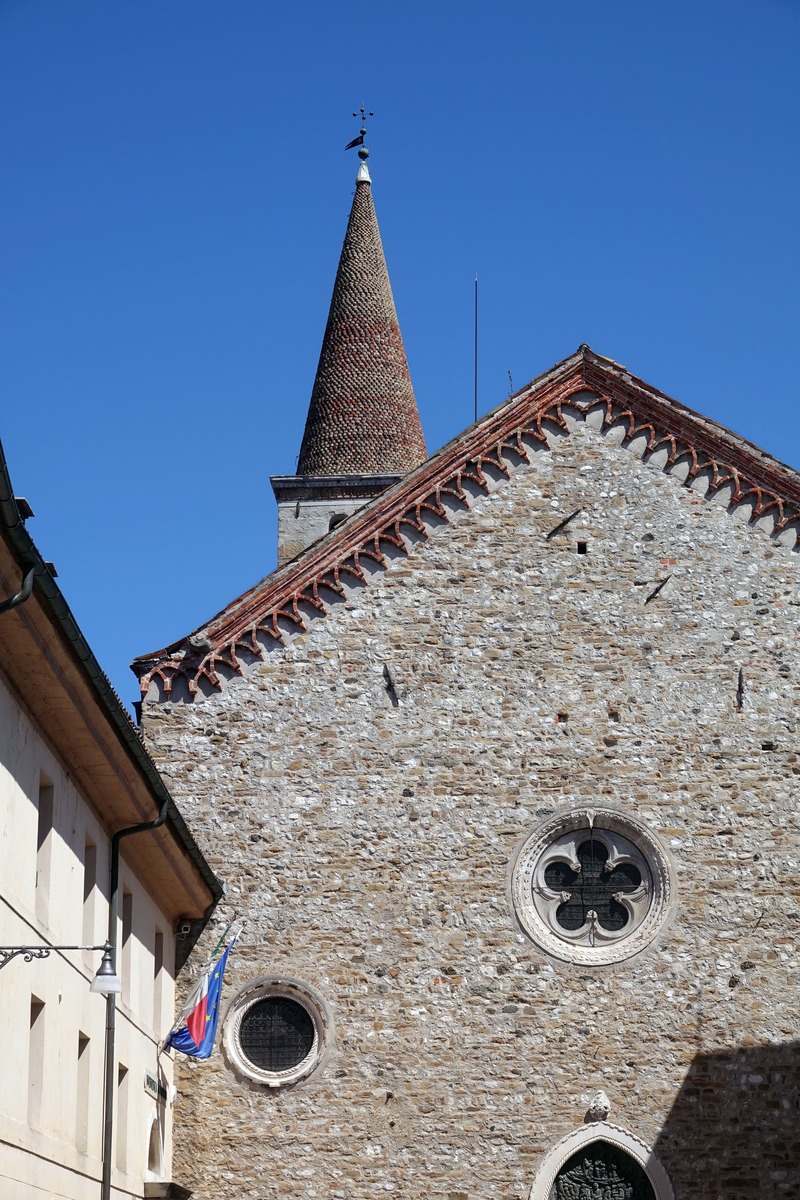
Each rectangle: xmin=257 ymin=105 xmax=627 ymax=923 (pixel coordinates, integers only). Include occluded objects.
xmin=296 ymin=164 xmax=427 ymax=476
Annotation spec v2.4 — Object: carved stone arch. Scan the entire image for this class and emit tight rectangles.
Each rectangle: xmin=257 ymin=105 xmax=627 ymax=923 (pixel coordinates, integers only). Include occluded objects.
xmin=529 ymin=1122 xmax=675 ymax=1200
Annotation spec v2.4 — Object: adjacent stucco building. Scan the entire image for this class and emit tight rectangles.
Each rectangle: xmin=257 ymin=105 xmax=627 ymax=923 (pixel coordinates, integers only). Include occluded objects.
xmin=0 ymin=443 xmax=221 ymax=1199
xmin=134 ymin=146 xmax=800 ymax=1199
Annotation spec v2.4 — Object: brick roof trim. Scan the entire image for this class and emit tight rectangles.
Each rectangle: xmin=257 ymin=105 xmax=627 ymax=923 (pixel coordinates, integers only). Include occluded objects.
xmin=133 ymin=345 xmax=800 ymax=700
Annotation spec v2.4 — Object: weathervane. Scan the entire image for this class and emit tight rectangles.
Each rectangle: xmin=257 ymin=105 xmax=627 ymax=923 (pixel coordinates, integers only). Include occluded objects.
xmin=345 ymin=106 xmax=374 ymax=161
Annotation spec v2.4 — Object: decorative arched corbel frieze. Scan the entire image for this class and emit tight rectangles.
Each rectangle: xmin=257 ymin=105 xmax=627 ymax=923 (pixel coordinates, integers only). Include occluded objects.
xmin=134 ymin=348 xmax=800 ymax=702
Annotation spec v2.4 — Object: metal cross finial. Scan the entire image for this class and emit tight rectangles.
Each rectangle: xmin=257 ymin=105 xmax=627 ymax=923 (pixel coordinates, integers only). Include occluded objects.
xmin=345 ymin=107 xmax=375 ymax=156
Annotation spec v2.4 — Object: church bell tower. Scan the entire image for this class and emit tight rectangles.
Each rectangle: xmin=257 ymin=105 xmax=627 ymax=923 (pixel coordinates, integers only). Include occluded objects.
xmin=271 ymin=123 xmax=427 ymax=565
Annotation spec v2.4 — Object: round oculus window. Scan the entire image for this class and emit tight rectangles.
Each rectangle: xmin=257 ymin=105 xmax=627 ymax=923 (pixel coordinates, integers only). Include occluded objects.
xmin=223 ymin=978 xmax=331 ymax=1089
xmin=510 ymin=807 xmax=674 ymax=965
xmin=239 ymin=996 xmax=315 ymax=1073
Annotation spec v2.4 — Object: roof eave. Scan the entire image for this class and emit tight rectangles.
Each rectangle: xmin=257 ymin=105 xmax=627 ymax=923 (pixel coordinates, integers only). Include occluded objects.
xmin=0 ymin=439 xmax=223 ymax=915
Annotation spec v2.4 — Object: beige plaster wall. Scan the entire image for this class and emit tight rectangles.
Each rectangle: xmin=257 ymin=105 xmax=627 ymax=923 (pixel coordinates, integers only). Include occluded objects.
xmin=145 ymin=417 xmax=800 ymax=1199
xmin=0 ymin=675 xmax=179 ymax=1200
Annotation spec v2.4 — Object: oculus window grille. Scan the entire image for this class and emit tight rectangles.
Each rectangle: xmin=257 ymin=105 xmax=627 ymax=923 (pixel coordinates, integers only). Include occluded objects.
xmin=223 ymin=977 xmax=332 ymax=1089
xmin=239 ymin=997 xmax=315 ymax=1073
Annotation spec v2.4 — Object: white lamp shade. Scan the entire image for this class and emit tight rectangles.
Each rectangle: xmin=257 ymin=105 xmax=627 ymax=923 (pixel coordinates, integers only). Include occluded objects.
xmin=90 ymin=943 xmax=122 ymax=994
xmin=90 ymin=970 xmax=122 ymax=995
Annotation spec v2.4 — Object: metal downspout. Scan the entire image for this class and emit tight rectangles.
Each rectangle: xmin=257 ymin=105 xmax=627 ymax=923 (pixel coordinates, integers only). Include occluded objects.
xmin=101 ymin=798 xmax=169 ymax=1200
xmin=0 ymin=565 xmax=34 ymax=614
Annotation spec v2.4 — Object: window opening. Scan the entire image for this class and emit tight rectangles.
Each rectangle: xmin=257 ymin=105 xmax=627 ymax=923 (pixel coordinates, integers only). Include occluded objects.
xmin=35 ymin=774 xmax=54 ymax=921
xmin=147 ymin=1114 xmax=163 ymax=1176
xmin=28 ymin=996 xmax=45 ymax=1128
xmin=81 ymin=837 xmax=97 ymax=947
xmin=551 ymin=1140 xmax=656 ymax=1200
xmin=510 ymin=807 xmax=673 ymax=966
xmin=153 ymin=930 xmax=164 ymax=1033
xmin=240 ymin=996 xmax=315 ymax=1072
xmin=224 ymin=978 xmax=331 ymax=1089
xmin=76 ymin=1033 xmax=90 ymax=1153
xmin=121 ymin=889 xmax=133 ymax=1005
xmin=116 ymin=1065 xmax=129 ymax=1171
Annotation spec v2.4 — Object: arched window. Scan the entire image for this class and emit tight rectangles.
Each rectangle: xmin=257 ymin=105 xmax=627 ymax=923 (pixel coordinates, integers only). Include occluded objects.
xmin=550 ymin=1139 xmax=655 ymax=1200
xmin=147 ymin=1114 xmax=162 ymax=1177
xmin=530 ymin=1125 xmax=673 ymax=1200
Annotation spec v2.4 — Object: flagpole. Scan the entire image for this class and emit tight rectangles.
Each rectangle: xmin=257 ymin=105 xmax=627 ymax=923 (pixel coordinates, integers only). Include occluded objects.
xmin=158 ymin=922 xmax=241 ymax=1054
xmin=208 ymin=919 xmax=235 ymax=961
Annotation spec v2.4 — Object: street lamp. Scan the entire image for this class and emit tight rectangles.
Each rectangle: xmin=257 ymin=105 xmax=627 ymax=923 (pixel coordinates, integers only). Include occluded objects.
xmin=4 ymin=804 xmax=174 ymax=1197
xmin=0 ymin=940 xmax=122 ymax=993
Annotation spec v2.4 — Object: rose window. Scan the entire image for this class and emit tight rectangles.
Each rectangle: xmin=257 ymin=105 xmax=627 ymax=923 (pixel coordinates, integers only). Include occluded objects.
xmin=510 ymin=808 xmax=674 ymax=966
xmin=541 ymin=832 xmax=649 ymax=943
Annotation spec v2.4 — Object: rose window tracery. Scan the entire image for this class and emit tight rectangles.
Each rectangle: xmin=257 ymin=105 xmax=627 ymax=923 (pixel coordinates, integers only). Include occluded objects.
xmin=510 ymin=808 xmax=674 ymax=966
xmin=540 ymin=830 xmax=650 ymax=945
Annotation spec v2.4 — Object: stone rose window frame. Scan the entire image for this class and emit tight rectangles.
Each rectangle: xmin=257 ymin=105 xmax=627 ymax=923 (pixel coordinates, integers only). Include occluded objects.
xmin=510 ymin=807 xmax=675 ymax=966
xmin=222 ymin=976 xmax=333 ymax=1090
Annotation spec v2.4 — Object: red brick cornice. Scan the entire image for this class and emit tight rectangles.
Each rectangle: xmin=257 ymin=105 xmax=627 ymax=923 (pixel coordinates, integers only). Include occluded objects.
xmin=133 ymin=347 xmax=800 ymax=700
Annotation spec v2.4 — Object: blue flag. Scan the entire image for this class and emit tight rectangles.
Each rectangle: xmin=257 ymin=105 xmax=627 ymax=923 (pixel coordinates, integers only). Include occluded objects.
xmin=165 ymin=937 xmax=236 ymax=1059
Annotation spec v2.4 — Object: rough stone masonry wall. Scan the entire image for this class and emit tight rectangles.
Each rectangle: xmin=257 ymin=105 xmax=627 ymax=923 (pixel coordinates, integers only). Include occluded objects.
xmin=144 ymin=417 xmax=800 ymax=1200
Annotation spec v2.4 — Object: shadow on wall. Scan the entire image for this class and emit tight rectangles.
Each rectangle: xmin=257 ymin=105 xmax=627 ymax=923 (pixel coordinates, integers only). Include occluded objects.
xmin=653 ymin=1040 xmax=800 ymax=1199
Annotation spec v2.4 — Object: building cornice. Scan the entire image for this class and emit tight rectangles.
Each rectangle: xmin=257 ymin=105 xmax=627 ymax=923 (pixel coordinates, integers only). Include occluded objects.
xmin=0 ymin=441 xmax=222 ymax=917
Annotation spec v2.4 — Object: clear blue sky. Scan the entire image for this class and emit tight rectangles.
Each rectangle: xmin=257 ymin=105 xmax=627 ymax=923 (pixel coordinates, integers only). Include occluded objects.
xmin=1 ymin=0 xmax=798 ymax=712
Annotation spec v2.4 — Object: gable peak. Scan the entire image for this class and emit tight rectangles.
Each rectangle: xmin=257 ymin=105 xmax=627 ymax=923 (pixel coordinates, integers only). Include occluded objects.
xmin=138 ymin=350 xmax=800 ymax=703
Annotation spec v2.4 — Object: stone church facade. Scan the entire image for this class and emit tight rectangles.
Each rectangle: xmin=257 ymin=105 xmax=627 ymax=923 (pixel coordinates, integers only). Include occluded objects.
xmin=135 ymin=146 xmax=800 ymax=1199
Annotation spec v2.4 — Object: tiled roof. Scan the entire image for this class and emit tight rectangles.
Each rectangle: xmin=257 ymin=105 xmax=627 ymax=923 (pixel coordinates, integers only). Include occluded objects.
xmin=296 ymin=177 xmax=427 ymax=476
xmin=133 ymin=346 xmax=800 ymax=700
